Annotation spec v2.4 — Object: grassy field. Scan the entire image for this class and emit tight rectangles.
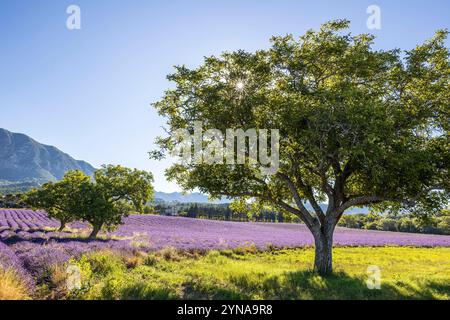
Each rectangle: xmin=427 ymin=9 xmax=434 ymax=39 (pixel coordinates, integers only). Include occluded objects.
xmin=47 ymin=246 xmax=450 ymax=300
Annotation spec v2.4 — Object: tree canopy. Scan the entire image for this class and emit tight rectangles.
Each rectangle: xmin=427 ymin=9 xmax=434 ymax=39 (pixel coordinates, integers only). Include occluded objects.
xmin=27 ymin=170 xmax=90 ymax=231
xmin=152 ymin=20 xmax=449 ymax=274
xmin=27 ymin=165 xmax=154 ymax=238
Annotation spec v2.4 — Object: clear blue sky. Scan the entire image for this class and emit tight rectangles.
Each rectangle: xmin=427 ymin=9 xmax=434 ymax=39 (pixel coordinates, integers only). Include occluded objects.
xmin=0 ymin=0 xmax=449 ymax=191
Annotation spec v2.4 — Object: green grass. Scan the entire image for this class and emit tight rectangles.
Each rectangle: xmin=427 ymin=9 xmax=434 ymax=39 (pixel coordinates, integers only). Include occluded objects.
xmin=67 ymin=247 xmax=450 ymax=300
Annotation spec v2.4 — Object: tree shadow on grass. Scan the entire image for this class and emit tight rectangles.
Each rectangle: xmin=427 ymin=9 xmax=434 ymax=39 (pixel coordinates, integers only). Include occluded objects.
xmin=181 ymin=281 xmax=248 ymax=300
xmin=115 ymin=270 xmax=449 ymax=300
xmin=111 ymin=282 xmax=180 ymax=300
xmin=230 ymin=270 xmax=449 ymax=300
xmin=112 ymin=278 xmax=246 ymax=300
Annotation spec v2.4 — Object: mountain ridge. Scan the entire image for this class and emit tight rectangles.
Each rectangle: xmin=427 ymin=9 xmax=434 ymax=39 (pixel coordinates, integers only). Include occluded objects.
xmin=0 ymin=128 xmax=96 ymax=184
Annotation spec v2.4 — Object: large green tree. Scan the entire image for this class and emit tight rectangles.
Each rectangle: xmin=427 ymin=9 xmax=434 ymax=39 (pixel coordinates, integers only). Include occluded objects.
xmin=152 ymin=20 xmax=449 ymax=275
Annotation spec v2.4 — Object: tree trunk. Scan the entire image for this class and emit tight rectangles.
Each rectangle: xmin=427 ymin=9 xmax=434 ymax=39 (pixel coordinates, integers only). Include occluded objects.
xmin=89 ymin=224 xmax=102 ymax=239
xmin=313 ymin=222 xmax=335 ymax=276
xmin=58 ymin=222 xmax=66 ymax=232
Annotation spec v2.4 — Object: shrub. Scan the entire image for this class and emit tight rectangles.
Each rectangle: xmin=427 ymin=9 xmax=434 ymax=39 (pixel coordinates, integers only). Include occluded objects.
xmin=0 ymin=268 xmax=30 ymax=300
xmin=398 ymin=218 xmax=418 ymax=233
xmin=143 ymin=253 xmax=159 ymax=266
xmin=338 ymin=215 xmax=363 ymax=229
xmin=364 ymin=221 xmax=379 ymax=230
xmin=0 ymin=242 xmax=34 ymax=290
xmin=437 ymin=216 xmax=450 ymax=235
xmin=36 ymin=264 xmax=72 ymax=300
xmin=18 ymin=247 xmax=70 ymax=281
xmin=121 ymin=251 xmax=146 ymax=269
xmin=143 ymin=206 xmax=153 ymax=214
xmin=234 ymin=242 xmax=258 ymax=255
xmin=81 ymin=251 xmax=125 ymax=277
xmin=377 ymin=219 xmax=398 ymax=232
xmin=159 ymin=247 xmax=182 ymax=261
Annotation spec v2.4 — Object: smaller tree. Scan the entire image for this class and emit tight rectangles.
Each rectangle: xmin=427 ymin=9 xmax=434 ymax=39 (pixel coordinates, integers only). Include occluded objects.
xmin=26 ymin=165 xmax=154 ymax=238
xmin=80 ymin=165 xmax=155 ymax=238
xmin=26 ymin=170 xmax=89 ymax=231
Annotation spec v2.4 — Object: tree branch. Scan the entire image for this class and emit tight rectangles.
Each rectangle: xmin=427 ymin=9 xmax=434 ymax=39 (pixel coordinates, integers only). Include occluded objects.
xmin=304 ymin=186 xmax=326 ymax=224
xmin=276 ymin=172 xmax=319 ymax=229
xmin=336 ymin=184 xmax=446 ymax=218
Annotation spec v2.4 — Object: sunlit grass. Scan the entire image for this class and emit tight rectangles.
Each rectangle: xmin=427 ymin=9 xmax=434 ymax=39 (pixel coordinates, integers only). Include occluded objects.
xmin=0 ymin=268 xmax=30 ymax=300
xmin=67 ymin=247 xmax=450 ymax=300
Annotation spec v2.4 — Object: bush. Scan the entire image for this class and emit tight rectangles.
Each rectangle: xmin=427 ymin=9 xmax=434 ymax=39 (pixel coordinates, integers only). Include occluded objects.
xmin=398 ymin=218 xmax=418 ymax=233
xmin=143 ymin=206 xmax=153 ymax=214
xmin=0 ymin=268 xmax=30 ymax=300
xmin=143 ymin=254 xmax=158 ymax=266
xmin=377 ymin=218 xmax=398 ymax=232
xmin=159 ymin=247 xmax=182 ymax=261
xmin=364 ymin=221 xmax=379 ymax=230
xmin=79 ymin=251 xmax=125 ymax=278
xmin=338 ymin=215 xmax=363 ymax=229
xmin=437 ymin=216 xmax=450 ymax=235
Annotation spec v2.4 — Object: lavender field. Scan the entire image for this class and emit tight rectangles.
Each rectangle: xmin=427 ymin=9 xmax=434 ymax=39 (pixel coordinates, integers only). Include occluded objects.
xmin=2 ymin=209 xmax=450 ymax=250
xmin=1 ymin=209 xmax=450 ymax=299
xmin=1 ymin=209 xmax=449 ymax=264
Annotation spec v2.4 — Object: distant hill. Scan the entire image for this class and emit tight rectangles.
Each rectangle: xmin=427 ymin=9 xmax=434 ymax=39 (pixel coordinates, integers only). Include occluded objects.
xmin=0 ymin=128 xmax=96 ymax=192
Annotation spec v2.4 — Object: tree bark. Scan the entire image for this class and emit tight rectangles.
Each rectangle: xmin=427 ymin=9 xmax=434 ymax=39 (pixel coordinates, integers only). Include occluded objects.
xmin=89 ymin=224 xmax=102 ymax=239
xmin=58 ymin=222 xmax=66 ymax=232
xmin=312 ymin=221 xmax=335 ymax=276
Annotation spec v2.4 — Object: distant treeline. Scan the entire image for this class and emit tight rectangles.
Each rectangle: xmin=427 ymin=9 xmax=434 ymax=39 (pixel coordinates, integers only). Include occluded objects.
xmin=338 ymin=212 xmax=450 ymax=235
xmin=0 ymin=194 xmax=27 ymax=208
xmin=152 ymin=202 xmax=299 ymax=223
xmin=0 ymin=180 xmax=41 ymax=195
xmin=152 ymin=202 xmax=450 ymax=235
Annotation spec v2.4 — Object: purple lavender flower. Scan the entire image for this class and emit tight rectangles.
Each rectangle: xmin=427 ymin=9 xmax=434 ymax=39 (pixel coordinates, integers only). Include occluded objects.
xmin=0 ymin=241 xmax=34 ymax=290
xmin=2 ymin=209 xmax=450 ymax=251
xmin=16 ymin=246 xmax=71 ymax=279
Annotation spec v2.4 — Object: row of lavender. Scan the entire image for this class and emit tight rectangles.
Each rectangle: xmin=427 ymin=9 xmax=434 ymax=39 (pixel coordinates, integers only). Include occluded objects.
xmin=1 ymin=209 xmax=450 ymax=287
xmin=2 ymin=209 xmax=450 ymax=248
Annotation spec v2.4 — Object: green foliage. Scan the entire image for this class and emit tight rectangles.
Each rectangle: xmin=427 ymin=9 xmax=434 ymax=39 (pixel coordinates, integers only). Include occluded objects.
xmin=79 ymin=165 xmax=155 ymax=237
xmin=0 ymin=193 xmax=27 ymax=209
xmin=364 ymin=221 xmax=379 ymax=230
xmin=25 ymin=165 xmax=154 ymax=237
xmin=143 ymin=206 xmax=154 ymax=214
xmin=338 ymin=215 xmax=364 ymax=229
xmin=398 ymin=218 xmax=418 ymax=233
xmin=155 ymin=201 xmax=288 ymax=222
xmin=0 ymin=180 xmax=42 ymax=195
xmin=377 ymin=218 xmax=398 ymax=232
xmin=26 ymin=170 xmax=90 ymax=230
xmin=337 ymin=210 xmax=450 ymax=235
xmin=152 ymin=19 xmax=449 ymax=274
xmin=437 ymin=216 xmax=450 ymax=234
xmin=152 ymin=19 xmax=449 ymax=219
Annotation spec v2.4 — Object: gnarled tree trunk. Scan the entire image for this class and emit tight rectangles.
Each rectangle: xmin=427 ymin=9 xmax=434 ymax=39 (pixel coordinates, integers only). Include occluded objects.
xmin=312 ymin=219 xmax=336 ymax=276
xmin=313 ymin=230 xmax=333 ymax=275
